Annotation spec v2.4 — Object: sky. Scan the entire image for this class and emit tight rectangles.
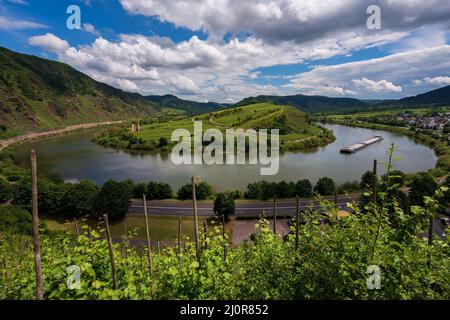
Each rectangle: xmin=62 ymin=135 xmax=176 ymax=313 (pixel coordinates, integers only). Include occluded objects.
xmin=0 ymin=0 xmax=449 ymax=103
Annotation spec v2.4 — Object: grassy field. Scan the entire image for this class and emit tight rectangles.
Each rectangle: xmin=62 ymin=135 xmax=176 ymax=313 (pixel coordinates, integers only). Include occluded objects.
xmin=137 ymin=103 xmax=323 ymax=146
xmin=42 ymin=215 xmax=228 ymax=242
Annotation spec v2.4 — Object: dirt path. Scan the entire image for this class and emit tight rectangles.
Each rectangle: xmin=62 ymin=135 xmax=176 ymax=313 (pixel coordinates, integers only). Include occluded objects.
xmin=0 ymin=120 xmax=123 ymax=151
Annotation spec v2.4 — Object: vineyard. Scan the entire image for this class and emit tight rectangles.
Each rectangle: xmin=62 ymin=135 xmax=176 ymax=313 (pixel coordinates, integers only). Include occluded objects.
xmin=1 ymin=192 xmax=449 ymax=300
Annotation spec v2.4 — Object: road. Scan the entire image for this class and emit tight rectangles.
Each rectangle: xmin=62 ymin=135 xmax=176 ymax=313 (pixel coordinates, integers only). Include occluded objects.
xmin=129 ymin=194 xmax=359 ymax=218
xmin=0 ymin=121 xmax=123 ymax=151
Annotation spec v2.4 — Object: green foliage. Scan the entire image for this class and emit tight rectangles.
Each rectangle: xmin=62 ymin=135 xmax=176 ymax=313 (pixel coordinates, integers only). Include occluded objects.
xmin=177 ymin=181 xmax=214 ymax=200
xmin=93 ymin=180 xmax=133 ymax=221
xmin=295 ymin=179 xmax=313 ymax=197
xmin=409 ymin=173 xmax=438 ymax=206
xmin=360 ymin=170 xmax=377 ymax=190
xmin=0 ymin=191 xmax=448 ymax=300
xmin=0 ymin=205 xmax=32 ymax=234
xmin=61 ymin=180 xmax=99 ymax=218
xmin=314 ymin=177 xmax=336 ymax=196
xmin=132 ymin=183 xmax=148 ymax=199
xmin=147 ymin=181 xmax=173 ymax=200
xmin=213 ymin=193 xmax=235 ymax=222
xmin=0 ymin=177 xmax=12 ymax=203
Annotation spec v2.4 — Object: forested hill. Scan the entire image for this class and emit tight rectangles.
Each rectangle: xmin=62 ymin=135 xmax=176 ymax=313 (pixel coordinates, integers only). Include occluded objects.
xmin=234 ymin=94 xmax=369 ymax=113
xmin=144 ymin=94 xmax=227 ymax=114
xmin=0 ymin=47 xmax=160 ymax=136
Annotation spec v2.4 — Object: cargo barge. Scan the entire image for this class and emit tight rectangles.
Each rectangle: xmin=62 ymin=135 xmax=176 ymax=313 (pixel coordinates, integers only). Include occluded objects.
xmin=340 ymin=136 xmax=383 ymax=154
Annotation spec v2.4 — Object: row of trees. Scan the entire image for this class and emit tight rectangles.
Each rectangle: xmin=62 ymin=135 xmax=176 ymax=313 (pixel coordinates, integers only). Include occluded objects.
xmin=244 ymin=177 xmax=336 ymax=200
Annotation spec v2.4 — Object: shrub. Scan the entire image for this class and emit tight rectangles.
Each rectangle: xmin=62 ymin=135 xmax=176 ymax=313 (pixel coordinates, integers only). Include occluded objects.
xmin=314 ymin=177 xmax=336 ymax=196
xmin=93 ymin=180 xmax=133 ymax=220
xmin=0 ymin=205 xmax=32 ymax=234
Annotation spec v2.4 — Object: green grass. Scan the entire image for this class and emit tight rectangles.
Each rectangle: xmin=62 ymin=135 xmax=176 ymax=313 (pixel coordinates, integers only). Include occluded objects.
xmin=42 ymin=215 xmax=222 ymax=241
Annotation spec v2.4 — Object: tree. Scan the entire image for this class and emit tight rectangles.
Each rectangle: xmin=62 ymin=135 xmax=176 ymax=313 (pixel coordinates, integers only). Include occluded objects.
xmin=295 ymin=179 xmax=312 ymax=197
xmin=177 ymin=181 xmax=213 ymax=200
xmin=156 ymin=182 xmax=173 ymax=199
xmin=158 ymin=137 xmax=168 ymax=147
xmin=409 ymin=173 xmax=438 ymax=206
xmin=0 ymin=178 xmax=12 ymax=203
xmin=360 ymin=171 xmax=377 ymax=190
xmin=0 ymin=205 xmax=32 ymax=234
xmin=62 ymin=180 xmax=99 ymax=218
xmin=147 ymin=181 xmax=160 ymax=200
xmin=314 ymin=177 xmax=336 ymax=196
xmin=133 ymin=182 xmax=148 ymax=199
xmin=382 ymin=170 xmax=406 ymax=187
xmin=12 ymin=177 xmax=64 ymax=214
xmin=214 ymin=193 xmax=235 ymax=222
xmin=93 ymin=180 xmax=133 ymax=220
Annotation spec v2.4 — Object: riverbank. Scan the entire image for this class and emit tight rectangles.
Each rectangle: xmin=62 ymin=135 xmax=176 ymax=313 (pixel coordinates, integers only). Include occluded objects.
xmin=0 ymin=121 xmax=123 ymax=151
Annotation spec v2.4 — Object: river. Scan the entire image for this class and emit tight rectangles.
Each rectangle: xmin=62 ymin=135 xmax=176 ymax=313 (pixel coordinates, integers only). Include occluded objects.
xmin=13 ymin=124 xmax=437 ymax=191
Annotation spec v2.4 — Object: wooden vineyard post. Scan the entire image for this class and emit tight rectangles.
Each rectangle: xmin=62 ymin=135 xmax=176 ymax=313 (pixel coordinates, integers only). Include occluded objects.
xmin=73 ymin=218 xmax=80 ymax=237
xmin=103 ymin=214 xmax=118 ymax=290
xmin=143 ymin=194 xmax=153 ymax=273
xmin=203 ymin=221 xmax=208 ymax=250
xmin=222 ymin=216 xmax=227 ymax=262
xmin=372 ymin=159 xmax=377 ymax=205
xmin=273 ymin=197 xmax=277 ymax=234
xmin=334 ymin=191 xmax=338 ymax=207
xmin=192 ymin=176 xmax=200 ymax=263
xmin=31 ymin=150 xmax=44 ymax=300
xmin=157 ymin=241 xmax=161 ymax=256
xmin=295 ymin=196 xmax=300 ymax=250
xmin=178 ymin=216 xmax=182 ymax=262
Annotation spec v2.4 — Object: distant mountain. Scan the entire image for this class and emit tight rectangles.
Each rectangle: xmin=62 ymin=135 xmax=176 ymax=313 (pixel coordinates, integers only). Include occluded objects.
xmin=0 ymin=47 xmax=159 ymax=135
xmin=234 ymin=94 xmax=369 ymax=113
xmin=144 ymin=94 xmax=226 ymax=114
xmin=378 ymin=85 xmax=450 ymax=108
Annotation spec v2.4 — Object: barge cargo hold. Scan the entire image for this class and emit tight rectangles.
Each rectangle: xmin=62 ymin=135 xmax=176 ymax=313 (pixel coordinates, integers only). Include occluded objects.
xmin=340 ymin=136 xmax=383 ymax=154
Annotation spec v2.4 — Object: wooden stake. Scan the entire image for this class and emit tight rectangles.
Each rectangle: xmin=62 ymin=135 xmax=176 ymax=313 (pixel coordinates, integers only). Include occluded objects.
xmin=334 ymin=191 xmax=338 ymax=207
xmin=143 ymin=194 xmax=153 ymax=273
xmin=31 ymin=150 xmax=44 ymax=300
xmin=222 ymin=216 xmax=227 ymax=262
xmin=73 ymin=218 xmax=80 ymax=237
xmin=103 ymin=214 xmax=118 ymax=290
xmin=177 ymin=216 xmax=182 ymax=256
xmin=273 ymin=197 xmax=277 ymax=234
xmin=157 ymin=241 xmax=161 ymax=256
xmin=192 ymin=176 xmax=200 ymax=262
xmin=295 ymin=196 xmax=300 ymax=250
xmin=203 ymin=221 xmax=208 ymax=250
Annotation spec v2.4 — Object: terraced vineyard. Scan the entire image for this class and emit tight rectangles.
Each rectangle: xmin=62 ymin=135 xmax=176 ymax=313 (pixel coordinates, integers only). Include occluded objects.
xmin=133 ymin=103 xmax=333 ymax=151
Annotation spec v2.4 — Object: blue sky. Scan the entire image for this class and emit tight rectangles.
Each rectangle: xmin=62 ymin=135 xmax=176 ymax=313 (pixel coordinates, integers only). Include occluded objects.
xmin=0 ymin=0 xmax=449 ymax=102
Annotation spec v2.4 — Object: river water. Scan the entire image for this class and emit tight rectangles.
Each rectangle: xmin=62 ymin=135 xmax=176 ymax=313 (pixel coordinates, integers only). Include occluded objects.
xmin=13 ymin=124 xmax=437 ymax=191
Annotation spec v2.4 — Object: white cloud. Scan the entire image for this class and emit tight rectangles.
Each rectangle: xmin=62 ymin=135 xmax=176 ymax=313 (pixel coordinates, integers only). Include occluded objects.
xmin=28 ymin=33 xmax=70 ymax=53
xmin=5 ymin=0 xmax=28 ymax=5
xmin=287 ymin=45 xmax=450 ymax=98
xmin=119 ymin=0 xmax=450 ymax=43
xmin=82 ymin=23 xmax=100 ymax=36
xmin=0 ymin=15 xmax=47 ymax=30
xmin=414 ymin=76 xmax=450 ymax=86
xmin=352 ymin=78 xmax=402 ymax=93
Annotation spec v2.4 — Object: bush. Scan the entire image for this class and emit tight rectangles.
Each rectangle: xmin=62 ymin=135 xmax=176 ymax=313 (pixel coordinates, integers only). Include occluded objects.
xmin=93 ymin=180 xmax=133 ymax=221
xmin=409 ymin=172 xmax=438 ymax=206
xmin=0 ymin=205 xmax=32 ymax=234
xmin=61 ymin=180 xmax=99 ymax=218
xmin=337 ymin=180 xmax=360 ymax=194
xmin=214 ymin=193 xmax=235 ymax=222
xmin=314 ymin=177 xmax=336 ymax=196
xmin=0 ymin=177 xmax=12 ymax=203
xmin=133 ymin=183 xmax=148 ymax=199
xmin=295 ymin=179 xmax=312 ymax=197
xmin=177 ymin=181 xmax=214 ymax=200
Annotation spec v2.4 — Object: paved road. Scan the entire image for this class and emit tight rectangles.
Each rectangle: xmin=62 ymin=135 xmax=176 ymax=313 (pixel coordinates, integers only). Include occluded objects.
xmin=129 ymin=194 xmax=359 ymax=218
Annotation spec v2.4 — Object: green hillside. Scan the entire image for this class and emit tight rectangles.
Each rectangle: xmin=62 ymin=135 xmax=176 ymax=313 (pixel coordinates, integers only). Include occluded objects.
xmin=0 ymin=47 xmax=161 ymax=137
xmin=96 ymin=103 xmax=335 ymax=151
xmin=376 ymin=85 xmax=450 ymax=108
